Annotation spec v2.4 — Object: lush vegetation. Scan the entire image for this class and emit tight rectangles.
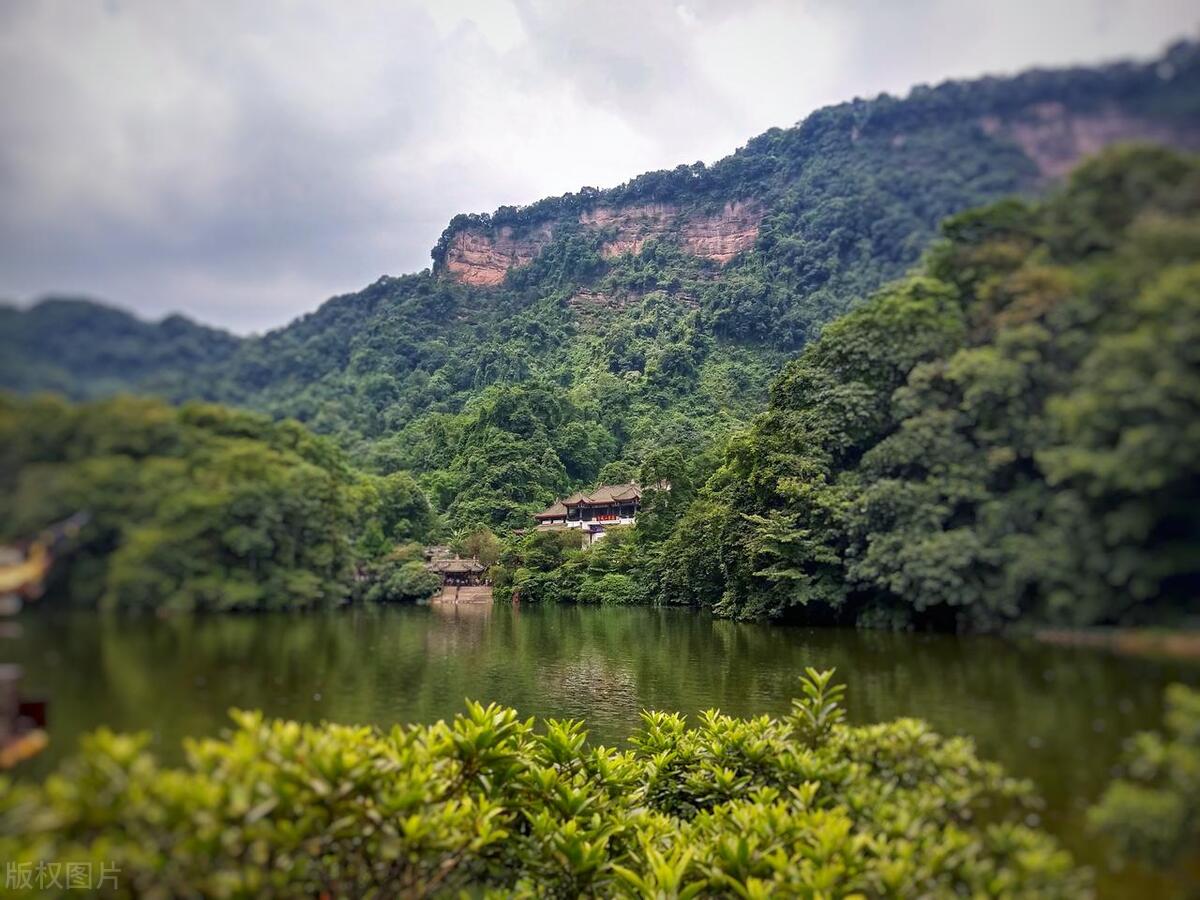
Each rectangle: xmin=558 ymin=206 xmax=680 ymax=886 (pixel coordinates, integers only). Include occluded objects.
xmin=492 ymin=448 xmax=702 ymax=605
xmin=641 ymin=145 xmax=1200 ymax=629
xmin=1 ymin=39 xmax=1196 ymax=900
xmin=0 ymin=670 xmax=1089 ymax=897
xmin=19 ymin=147 xmax=1195 ymax=632
xmin=0 ymin=394 xmax=436 ymax=611
xmin=2 ymin=49 xmax=1198 ymax=630
xmin=3 ymin=44 xmax=1197 ymax=540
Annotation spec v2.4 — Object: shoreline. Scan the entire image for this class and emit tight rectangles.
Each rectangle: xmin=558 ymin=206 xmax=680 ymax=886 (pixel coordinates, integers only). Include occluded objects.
xmin=1034 ymin=627 xmax=1200 ymax=662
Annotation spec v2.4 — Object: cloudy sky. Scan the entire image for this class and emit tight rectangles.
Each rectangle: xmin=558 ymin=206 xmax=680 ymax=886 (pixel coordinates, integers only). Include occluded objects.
xmin=1 ymin=0 xmax=1195 ymax=333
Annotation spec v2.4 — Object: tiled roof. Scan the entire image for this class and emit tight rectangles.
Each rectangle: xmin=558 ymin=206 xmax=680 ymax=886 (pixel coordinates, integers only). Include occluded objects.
xmin=535 ymin=482 xmax=648 ymax=525
xmin=534 ymin=483 xmax=644 ymax=522
xmin=567 ymin=483 xmax=641 ymax=506
xmin=534 ymin=500 xmax=568 ymax=520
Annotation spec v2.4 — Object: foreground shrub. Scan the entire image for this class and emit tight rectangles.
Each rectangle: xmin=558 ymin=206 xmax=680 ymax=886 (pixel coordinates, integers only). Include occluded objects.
xmin=0 ymin=671 xmax=1087 ymax=897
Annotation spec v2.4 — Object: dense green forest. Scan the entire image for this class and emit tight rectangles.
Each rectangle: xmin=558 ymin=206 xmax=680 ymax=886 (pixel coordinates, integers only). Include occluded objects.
xmin=12 ymin=145 xmax=1188 ymax=627
xmin=673 ymin=145 xmax=1200 ymax=629
xmin=0 ymin=395 xmax=436 ymax=611
xmin=3 ymin=43 xmax=1198 ymax=537
xmin=498 ymin=146 xmax=1200 ymax=630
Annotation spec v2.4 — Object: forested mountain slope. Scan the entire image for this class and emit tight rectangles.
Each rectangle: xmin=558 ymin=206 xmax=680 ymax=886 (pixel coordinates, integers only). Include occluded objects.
xmin=653 ymin=145 xmax=1200 ymax=628
xmin=0 ymin=298 xmax=239 ymax=399
xmin=4 ymin=42 xmax=1200 ymax=530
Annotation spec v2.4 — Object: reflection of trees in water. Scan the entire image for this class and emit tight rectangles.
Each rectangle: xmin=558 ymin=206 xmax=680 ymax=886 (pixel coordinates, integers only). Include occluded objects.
xmin=16 ymin=610 xmax=369 ymax=770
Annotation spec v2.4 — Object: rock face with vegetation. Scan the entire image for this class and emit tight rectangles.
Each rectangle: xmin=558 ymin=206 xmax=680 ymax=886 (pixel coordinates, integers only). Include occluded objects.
xmin=0 ymin=670 xmax=1089 ymax=897
xmin=440 ymin=199 xmax=766 ymax=286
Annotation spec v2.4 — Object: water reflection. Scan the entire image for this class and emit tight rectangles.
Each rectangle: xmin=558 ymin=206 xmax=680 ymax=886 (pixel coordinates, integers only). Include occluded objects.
xmin=9 ymin=605 xmax=1199 ymax=895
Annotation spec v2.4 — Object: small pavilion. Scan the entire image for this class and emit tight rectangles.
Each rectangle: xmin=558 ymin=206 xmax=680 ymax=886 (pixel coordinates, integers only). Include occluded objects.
xmin=426 ymin=556 xmax=487 ymax=586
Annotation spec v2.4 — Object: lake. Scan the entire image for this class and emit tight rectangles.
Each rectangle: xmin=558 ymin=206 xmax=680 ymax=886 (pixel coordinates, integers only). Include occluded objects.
xmin=9 ymin=603 xmax=1199 ymax=895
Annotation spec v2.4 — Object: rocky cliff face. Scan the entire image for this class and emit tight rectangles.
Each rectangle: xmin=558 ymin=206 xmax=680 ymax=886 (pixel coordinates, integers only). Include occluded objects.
xmin=441 ymin=200 xmax=762 ymax=286
xmin=443 ymin=223 xmax=555 ymax=287
xmin=432 ymin=44 xmax=1200 ymax=290
xmin=579 ymin=200 xmax=763 ymax=262
xmin=980 ymin=102 xmax=1200 ymax=178
xmin=437 ymin=103 xmax=1200 ymax=289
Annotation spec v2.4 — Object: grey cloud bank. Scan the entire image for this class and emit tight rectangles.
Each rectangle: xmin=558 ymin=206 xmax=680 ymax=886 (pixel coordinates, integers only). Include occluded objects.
xmin=0 ymin=0 xmax=1195 ymax=333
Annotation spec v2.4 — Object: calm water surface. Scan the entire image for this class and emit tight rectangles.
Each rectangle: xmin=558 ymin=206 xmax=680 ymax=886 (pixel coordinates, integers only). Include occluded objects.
xmin=10 ymin=604 xmax=1200 ymax=895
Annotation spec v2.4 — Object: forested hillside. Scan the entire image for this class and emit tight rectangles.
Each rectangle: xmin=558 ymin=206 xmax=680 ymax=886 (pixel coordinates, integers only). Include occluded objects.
xmin=0 ymin=298 xmax=239 ymax=399
xmin=0 ymin=395 xmax=436 ymax=611
xmin=493 ymin=146 xmax=1200 ymax=628
xmin=652 ymin=145 xmax=1200 ymax=629
xmin=3 ymin=42 xmax=1199 ymax=532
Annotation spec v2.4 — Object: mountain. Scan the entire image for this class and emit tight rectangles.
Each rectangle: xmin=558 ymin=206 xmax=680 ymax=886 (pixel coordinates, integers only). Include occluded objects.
xmin=4 ymin=41 xmax=1200 ymax=530
xmin=0 ymin=298 xmax=239 ymax=399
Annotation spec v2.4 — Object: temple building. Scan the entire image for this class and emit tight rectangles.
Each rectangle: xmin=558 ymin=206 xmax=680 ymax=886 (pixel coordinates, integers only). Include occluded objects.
xmin=426 ymin=556 xmax=487 ymax=586
xmin=533 ymin=483 xmax=643 ymax=545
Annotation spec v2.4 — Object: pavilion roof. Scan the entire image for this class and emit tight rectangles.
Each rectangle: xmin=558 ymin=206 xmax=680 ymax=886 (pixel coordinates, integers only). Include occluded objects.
xmin=568 ymin=483 xmax=641 ymax=505
xmin=532 ymin=483 xmax=645 ymax=523
xmin=535 ymin=487 xmax=648 ymax=528
xmin=533 ymin=500 xmax=569 ymax=520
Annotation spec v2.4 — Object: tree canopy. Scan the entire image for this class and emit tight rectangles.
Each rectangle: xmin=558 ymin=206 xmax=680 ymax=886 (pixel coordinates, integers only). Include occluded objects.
xmin=657 ymin=146 xmax=1200 ymax=629
xmin=0 ymin=394 xmax=437 ymax=611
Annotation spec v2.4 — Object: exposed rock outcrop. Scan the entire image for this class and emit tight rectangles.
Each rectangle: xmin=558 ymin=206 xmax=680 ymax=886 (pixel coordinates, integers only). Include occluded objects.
xmin=443 ymin=223 xmax=555 ymax=287
xmin=441 ymin=200 xmax=762 ymax=286
xmin=681 ymin=201 xmax=763 ymax=264
xmin=438 ymin=100 xmax=1199 ymax=287
xmin=980 ymin=102 xmax=1200 ymax=178
xmin=579 ymin=202 xmax=677 ymax=258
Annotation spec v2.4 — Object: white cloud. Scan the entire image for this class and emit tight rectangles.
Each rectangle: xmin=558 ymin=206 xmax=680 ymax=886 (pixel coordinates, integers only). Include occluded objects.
xmin=0 ymin=0 xmax=1195 ymax=332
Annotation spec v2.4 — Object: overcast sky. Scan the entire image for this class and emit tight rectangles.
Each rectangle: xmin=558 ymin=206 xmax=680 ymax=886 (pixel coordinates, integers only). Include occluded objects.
xmin=1 ymin=0 xmax=1196 ymax=334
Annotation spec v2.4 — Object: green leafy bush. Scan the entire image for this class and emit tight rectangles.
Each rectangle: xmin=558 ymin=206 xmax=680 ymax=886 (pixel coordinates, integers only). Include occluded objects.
xmin=361 ymin=543 xmax=442 ymax=604
xmin=0 ymin=671 xmax=1086 ymax=897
